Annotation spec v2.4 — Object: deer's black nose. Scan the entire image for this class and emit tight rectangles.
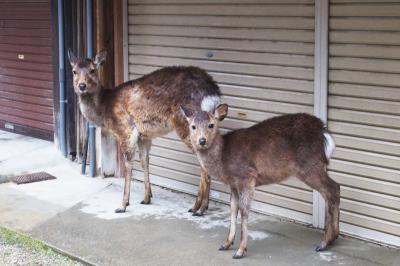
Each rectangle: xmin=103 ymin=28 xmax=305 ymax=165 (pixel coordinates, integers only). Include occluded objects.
xmin=79 ymin=83 xmax=86 ymax=91
xmin=199 ymin=138 xmax=206 ymax=146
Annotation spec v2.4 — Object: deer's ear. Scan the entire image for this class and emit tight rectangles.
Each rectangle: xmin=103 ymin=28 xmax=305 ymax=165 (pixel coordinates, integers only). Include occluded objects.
xmin=215 ymin=104 xmax=228 ymax=121
xmin=93 ymin=50 xmax=107 ymax=68
xmin=68 ymin=48 xmax=78 ymax=66
xmin=180 ymin=106 xmax=194 ymax=120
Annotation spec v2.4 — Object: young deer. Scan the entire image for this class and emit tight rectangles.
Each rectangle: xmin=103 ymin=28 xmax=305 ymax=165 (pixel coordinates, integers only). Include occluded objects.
xmin=181 ymin=104 xmax=340 ymax=259
xmin=68 ymin=49 xmax=221 ymax=215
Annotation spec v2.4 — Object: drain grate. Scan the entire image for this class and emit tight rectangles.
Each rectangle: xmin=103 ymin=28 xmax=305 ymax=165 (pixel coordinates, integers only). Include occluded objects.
xmin=11 ymin=172 xmax=56 ymax=185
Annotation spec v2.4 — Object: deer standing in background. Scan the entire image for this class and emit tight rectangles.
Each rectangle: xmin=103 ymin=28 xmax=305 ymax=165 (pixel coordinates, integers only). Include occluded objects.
xmin=181 ymin=104 xmax=340 ymax=259
xmin=68 ymin=49 xmax=220 ymax=214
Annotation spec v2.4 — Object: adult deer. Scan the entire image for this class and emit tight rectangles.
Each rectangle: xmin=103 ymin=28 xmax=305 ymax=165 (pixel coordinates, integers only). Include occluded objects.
xmin=68 ymin=49 xmax=220 ymax=214
xmin=181 ymin=104 xmax=340 ymax=258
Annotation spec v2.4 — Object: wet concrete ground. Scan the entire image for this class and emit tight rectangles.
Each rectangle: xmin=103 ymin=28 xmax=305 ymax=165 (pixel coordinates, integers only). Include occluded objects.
xmin=1 ymin=130 xmax=399 ymax=265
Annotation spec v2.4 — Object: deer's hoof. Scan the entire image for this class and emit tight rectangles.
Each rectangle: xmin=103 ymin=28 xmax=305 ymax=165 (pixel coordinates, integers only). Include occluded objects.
xmin=315 ymin=242 xmax=327 ymax=252
xmin=192 ymin=212 xmax=204 ymax=217
xmin=115 ymin=208 xmax=126 ymax=213
xmin=140 ymin=199 xmax=151 ymax=205
xmin=232 ymin=251 xmax=245 ymax=259
xmin=218 ymin=244 xmax=230 ymax=251
xmin=188 ymin=208 xmax=193 ymax=213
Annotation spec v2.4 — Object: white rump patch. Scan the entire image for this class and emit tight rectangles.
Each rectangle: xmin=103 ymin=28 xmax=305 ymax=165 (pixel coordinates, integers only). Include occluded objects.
xmin=130 ymin=126 xmax=139 ymax=147
xmin=323 ymin=132 xmax=335 ymax=159
xmin=201 ymin=95 xmax=221 ymax=112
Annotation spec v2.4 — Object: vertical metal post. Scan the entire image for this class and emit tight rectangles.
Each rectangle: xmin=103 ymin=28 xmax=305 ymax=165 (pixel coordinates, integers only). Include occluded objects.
xmin=58 ymin=0 xmax=67 ymax=157
xmin=122 ymin=0 xmax=129 ymax=82
xmin=314 ymin=0 xmax=329 ymax=123
xmin=86 ymin=0 xmax=96 ymax=177
xmin=313 ymin=0 xmax=329 ymax=228
xmin=81 ymin=123 xmax=89 ymax=174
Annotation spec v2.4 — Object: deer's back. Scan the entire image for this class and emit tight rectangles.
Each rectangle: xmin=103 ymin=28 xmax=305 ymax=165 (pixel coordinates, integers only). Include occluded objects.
xmin=110 ymin=66 xmax=220 ymax=138
xmin=123 ymin=66 xmax=219 ymax=107
xmin=222 ymin=113 xmax=327 ymax=185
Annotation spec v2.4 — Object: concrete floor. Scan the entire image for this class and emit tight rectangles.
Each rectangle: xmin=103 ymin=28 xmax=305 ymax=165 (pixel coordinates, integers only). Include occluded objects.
xmin=0 ymin=130 xmax=399 ymax=266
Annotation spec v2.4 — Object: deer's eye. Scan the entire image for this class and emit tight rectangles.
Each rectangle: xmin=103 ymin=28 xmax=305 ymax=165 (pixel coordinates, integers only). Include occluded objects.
xmin=90 ymin=69 xmax=96 ymax=74
xmin=72 ymin=70 xmax=77 ymax=75
xmin=208 ymin=124 xmax=214 ymax=129
xmin=191 ymin=125 xmax=196 ymax=130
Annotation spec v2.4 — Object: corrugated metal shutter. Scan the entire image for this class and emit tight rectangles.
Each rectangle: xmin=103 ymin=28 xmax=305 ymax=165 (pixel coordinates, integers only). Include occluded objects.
xmin=328 ymin=0 xmax=400 ymax=246
xmin=128 ymin=0 xmax=315 ymax=223
xmin=0 ymin=0 xmax=54 ymax=140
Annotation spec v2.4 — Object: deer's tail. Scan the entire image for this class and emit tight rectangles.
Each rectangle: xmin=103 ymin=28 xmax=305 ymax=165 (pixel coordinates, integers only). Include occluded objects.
xmin=323 ymin=131 xmax=335 ymax=160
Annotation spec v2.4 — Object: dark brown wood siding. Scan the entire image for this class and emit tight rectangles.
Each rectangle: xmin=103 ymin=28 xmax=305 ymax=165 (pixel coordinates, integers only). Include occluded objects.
xmin=0 ymin=0 xmax=55 ymax=140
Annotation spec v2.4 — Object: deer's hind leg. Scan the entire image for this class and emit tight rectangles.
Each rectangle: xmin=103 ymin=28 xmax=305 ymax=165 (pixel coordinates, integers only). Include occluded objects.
xmin=300 ymin=165 xmax=340 ymax=251
xmin=233 ymin=176 xmax=256 ymax=259
xmin=138 ymin=138 xmax=152 ymax=204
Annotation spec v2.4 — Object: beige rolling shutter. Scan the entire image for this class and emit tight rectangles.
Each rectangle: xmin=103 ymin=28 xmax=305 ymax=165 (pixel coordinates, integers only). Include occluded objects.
xmin=328 ymin=0 xmax=400 ymax=246
xmin=128 ymin=0 xmax=315 ymax=223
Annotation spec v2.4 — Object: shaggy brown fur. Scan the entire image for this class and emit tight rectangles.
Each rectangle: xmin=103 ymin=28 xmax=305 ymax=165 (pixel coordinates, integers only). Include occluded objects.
xmin=68 ymin=49 xmax=220 ymax=214
xmin=182 ymin=105 xmax=340 ymax=259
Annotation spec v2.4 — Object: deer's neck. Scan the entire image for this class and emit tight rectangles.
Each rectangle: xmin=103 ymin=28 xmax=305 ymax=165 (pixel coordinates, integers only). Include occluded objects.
xmin=78 ymin=89 xmax=106 ymax=127
xmin=196 ymin=133 xmax=227 ymax=182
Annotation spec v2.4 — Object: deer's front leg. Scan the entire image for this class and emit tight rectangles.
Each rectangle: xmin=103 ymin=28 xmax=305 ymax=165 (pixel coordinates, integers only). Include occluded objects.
xmin=174 ymin=121 xmax=210 ymax=216
xmin=138 ymin=138 xmax=152 ymax=205
xmin=115 ymin=159 xmax=134 ymax=213
xmin=219 ymin=189 xmax=239 ymax=251
xmin=115 ymin=131 xmax=138 ymax=213
xmin=189 ymin=167 xmax=210 ymax=216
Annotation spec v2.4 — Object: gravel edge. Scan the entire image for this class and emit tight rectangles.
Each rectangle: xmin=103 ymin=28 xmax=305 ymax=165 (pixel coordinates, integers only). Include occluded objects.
xmin=0 ymin=226 xmax=95 ymax=266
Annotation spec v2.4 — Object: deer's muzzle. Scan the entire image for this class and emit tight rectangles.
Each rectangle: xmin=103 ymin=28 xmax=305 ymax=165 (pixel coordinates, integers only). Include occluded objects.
xmin=79 ymin=83 xmax=87 ymax=91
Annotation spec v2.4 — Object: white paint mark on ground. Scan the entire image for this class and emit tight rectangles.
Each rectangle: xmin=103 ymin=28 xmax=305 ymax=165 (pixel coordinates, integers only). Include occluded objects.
xmin=248 ymin=231 xmax=270 ymax=240
xmin=80 ymin=179 xmax=270 ymax=240
xmin=319 ymin=252 xmax=332 ymax=262
xmin=211 ymin=233 xmax=219 ymax=238
xmin=318 ymin=251 xmax=338 ymax=262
